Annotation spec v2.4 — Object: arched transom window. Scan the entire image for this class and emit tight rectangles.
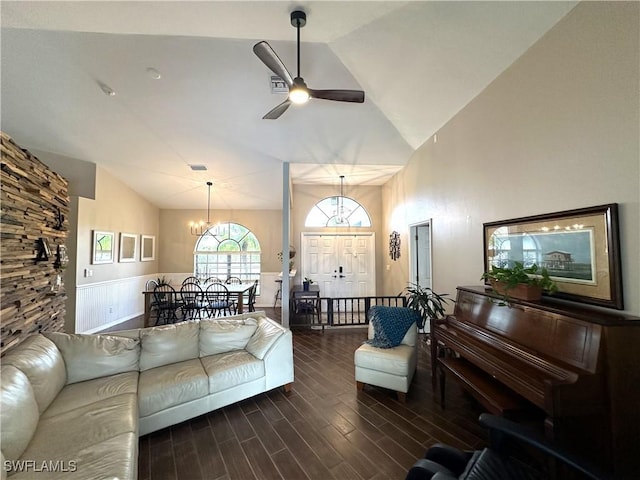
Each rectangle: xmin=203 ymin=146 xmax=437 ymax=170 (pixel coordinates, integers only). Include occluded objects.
xmin=305 ymin=196 xmax=372 ymax=227
xmin=194 ymin=222 xmax=261 ymax=283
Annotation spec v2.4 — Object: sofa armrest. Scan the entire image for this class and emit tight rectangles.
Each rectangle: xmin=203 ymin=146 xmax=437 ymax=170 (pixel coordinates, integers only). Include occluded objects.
xmin=262 ymin=329 xmax=294 ymax=390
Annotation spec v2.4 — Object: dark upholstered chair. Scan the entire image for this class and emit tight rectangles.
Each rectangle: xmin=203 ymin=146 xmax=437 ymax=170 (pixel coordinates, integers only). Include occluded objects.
xmin=406 ymin=414 xmax=610 ymax=480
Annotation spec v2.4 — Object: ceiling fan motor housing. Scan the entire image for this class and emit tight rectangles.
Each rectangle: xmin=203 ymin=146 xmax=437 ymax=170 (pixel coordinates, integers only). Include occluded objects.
xmin=290 ymin=10 xmax=306 ymax=28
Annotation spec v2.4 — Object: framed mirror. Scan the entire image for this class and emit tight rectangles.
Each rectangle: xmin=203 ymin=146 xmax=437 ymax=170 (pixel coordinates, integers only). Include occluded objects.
xmin=483 ymin=204 xmax=623 ymax=309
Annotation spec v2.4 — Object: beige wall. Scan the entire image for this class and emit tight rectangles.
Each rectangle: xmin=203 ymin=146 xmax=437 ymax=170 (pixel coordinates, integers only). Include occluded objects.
xmin=158 ymin=209 xmax=283 ymax=273
xmin=381 ymin=2 xmax=640 ymax=315
xmin=76 ymin=167 xmax=160 ymax=285
xmin=157 ymin=184 xmax=385 ymax=290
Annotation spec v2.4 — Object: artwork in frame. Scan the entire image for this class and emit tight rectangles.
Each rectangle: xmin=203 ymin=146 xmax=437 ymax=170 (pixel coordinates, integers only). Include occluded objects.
xmin=483 ymin=204 xmax=623 ymax=309
xmin=119 ymin=233 xmax=137 ymax=262
xmin=140 ymin=235 xmax=156 ymax=262
xmin=92 ymin=231 xmax=115 ymax=264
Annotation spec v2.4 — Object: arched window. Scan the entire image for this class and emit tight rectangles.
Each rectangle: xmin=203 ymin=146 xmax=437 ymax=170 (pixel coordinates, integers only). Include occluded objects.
xmin=194 ymin=222 xmax=261 ymax=284
xmin=305 ymin=196 xmax=372 ymax=227
xmin=488 ymin=227 xmax=541 ymax=269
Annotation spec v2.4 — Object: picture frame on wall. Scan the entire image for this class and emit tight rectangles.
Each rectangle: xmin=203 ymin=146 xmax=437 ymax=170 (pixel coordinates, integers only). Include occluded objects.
xmin=92 ymin=230 xmax=115 ymax=264
xmin=140 ymin=235 xmax=156 ymax=262
xmin=483 ymin=204 xmax=623 ymax=309
xmin=119 ymin=233 xmax=138 ymax=262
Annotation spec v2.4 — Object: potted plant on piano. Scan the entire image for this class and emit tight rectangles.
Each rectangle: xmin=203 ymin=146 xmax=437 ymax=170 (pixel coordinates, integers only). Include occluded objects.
xmin=481 ymin=261 xmax=557 ymax=304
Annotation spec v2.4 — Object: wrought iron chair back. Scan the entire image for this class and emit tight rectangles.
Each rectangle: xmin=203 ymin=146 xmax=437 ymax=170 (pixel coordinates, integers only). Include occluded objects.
xmin=205 ymin=282 xmax=235 ymax=317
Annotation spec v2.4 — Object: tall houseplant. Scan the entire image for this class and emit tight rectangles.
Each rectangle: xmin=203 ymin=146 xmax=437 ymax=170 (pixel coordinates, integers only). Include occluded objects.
xmin=404 ymin=283 xmax=451 ymax=332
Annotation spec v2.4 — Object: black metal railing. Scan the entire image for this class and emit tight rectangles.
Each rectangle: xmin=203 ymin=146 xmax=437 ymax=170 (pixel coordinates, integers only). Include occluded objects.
xmin=306 ymin=295 xmax=407 ymax=327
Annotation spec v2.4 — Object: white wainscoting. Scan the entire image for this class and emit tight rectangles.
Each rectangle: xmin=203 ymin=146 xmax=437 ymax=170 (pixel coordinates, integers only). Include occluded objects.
xmin=258 ymin=272 xmax=280 ymax=307
xmin=76 ymin=276 xmax=152 ymax=333
xmin=257 ymin=271 xmax=299 ymax=307
xmin=76 ymin=272 xmax=296 ymax=333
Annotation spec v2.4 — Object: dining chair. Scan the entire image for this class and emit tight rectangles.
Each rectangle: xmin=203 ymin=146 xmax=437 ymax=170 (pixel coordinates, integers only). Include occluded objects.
xmin=225 ymin=276 xmax=242 ymax=285
xmin=243 ymin=280 xmax=259 ymax=312
xmin=153 ymin=284 xmax=180 ymax=325
xmin=204 ymin=277 xmax=223 ymax=285
xmin=180 ymin=282 xmax=206 ymax=320
xmin=182 ymin=276 xmax=200 ymax=285
xmin=293 ymin=296 xmax=321 ymax=327
xmin=204 ymin=283 xmax=235 ymax=317
xmin=145 ymin=279 xmax=160 ymax=325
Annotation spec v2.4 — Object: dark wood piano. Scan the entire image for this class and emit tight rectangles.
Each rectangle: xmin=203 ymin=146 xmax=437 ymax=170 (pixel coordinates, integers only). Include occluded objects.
xmin=432 ymin=286 xmax=640 ymax=478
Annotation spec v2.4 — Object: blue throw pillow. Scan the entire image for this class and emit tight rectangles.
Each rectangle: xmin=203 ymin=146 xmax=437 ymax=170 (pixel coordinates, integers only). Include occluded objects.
xmin=366 ymin=306 xmax=420 ymax=349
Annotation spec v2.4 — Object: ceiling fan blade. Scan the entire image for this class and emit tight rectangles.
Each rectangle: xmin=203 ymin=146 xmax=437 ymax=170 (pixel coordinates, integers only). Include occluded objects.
xmin=253 ymin=41 xmax=294 ymax=87
xmin=263 ymin=99 xmax=292 ymax=120
xmin=309 ymin=89 xmax=365 ymax=103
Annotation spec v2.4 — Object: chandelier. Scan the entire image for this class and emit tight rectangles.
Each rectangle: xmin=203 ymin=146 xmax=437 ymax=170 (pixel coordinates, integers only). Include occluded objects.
xmin=189 ymin=181 xmax=218 ymax=237
xmin=333 ymin=175 xmax=350 ymax=225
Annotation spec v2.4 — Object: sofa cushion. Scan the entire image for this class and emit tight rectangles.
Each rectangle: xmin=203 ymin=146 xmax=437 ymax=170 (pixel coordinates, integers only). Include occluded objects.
xmin=2 ymin=335 xmax=66 ymax=413
xmin=199 ymin=318 xmax=258 ymax=356
xmin=138 ymin=359 xmax=208 ymax=417
xmin=139 ymin=321 xmax=199 ymax=371
xmin=25 ymin=393 xmax=138 ymax=457
xmin=17 ymin=393 xmax=137 ymax=480
xmin=0 ymin=366 xmax=39 ymax=463
xmin=245 ymin=317 xmax=285 ymax=359
xmin=108 ymin=328 xmax=141 ymax=340
xmin=41 ymin=372 xmax=139 ymax=419
xmin=7 ymin=432 xmax=137 ymax=480
xmin=44 ymin=332 xmax=140 ymax=384
xmin=354 ymin=343 xmax=415 ymax=376
xmin=201 ymin=351 xmax=265 ymax=393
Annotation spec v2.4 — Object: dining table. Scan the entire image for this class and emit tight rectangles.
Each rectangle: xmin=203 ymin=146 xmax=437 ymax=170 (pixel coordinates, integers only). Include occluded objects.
xmin=142 ymin=282 xmax=254 ymax=327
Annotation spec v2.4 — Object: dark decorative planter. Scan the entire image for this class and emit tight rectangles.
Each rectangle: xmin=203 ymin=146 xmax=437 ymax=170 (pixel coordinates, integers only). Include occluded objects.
xmin=491 ymin=281 xmax=542 ymax=302
xmin=303 ymin=281 xmax=310 ymax=291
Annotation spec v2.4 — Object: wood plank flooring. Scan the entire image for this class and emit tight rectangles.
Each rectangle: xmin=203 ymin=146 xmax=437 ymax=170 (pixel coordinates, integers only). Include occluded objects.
xmin=136 ymin=315 xmax=488 ymax=480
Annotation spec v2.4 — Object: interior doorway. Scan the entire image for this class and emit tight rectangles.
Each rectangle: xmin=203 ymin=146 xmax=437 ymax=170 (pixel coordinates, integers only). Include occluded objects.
xmin=301 ymin=233 xmax=376 ymax=298
xmin=410 ymin=221 xmax=433 ymax=331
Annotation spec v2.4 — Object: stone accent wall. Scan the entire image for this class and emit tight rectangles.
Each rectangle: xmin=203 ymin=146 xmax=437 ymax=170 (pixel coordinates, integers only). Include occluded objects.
xmin=1 ymin=132 xmax=69 ymax=353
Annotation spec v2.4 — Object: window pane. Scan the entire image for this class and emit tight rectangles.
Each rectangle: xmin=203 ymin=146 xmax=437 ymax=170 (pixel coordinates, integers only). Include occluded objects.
xmin=218 ymin=239 xmax=240 ymax=251
xmin=305 ymin=196 xmax=372 ymax=227
xmin=193 ymin=222 xmax=261 ymax=288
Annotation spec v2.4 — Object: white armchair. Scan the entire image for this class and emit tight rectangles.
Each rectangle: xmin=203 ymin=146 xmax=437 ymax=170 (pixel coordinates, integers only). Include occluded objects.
xmin=354 ymin=320 xmax=418 ymax=402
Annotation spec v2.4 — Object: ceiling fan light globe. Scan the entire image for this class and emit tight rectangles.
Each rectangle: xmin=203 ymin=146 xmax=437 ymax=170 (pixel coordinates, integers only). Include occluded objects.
xmin=289 ymin=87 xmax=309 ymax=104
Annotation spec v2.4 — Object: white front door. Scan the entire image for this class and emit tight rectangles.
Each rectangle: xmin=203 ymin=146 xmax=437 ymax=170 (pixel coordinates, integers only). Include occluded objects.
xmin=301 ymin=233 xmax=375 ymax=297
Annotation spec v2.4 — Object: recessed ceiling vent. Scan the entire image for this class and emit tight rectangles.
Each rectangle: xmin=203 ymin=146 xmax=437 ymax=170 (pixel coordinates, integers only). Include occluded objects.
xmin=189 ymin=164 xmax=207 ymax=171
xmin=270 ymin=76 xmax=288 ymax=94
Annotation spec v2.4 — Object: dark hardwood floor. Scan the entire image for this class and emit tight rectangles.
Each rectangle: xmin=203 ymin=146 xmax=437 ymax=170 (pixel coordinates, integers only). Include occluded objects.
xmin=132 ymin=309 xmax=488 ymax=480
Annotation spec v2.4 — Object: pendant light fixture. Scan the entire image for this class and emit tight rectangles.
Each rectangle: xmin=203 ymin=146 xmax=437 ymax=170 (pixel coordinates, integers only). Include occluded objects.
xmin=189 ymin=181 xmax=217 ymax=237
xmin=334 ymin=175 xmax=350 ymax=225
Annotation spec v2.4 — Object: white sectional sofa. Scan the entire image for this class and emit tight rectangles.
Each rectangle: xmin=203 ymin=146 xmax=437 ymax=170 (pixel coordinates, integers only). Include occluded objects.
xmin=0 ymin=311 xmax=293 ymax=479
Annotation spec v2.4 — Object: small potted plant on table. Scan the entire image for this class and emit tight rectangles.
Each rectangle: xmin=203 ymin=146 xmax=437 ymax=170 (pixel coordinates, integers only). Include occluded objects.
xmin=302 ymin=277 xmax=314 ymax=291
xmin=481 ymin=261 xmax=557 ymax=304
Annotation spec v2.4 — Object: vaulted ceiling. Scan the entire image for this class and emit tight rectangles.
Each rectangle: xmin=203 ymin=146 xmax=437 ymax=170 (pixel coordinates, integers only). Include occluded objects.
xmin=1 ymin=1 xmax=576 ymax=209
